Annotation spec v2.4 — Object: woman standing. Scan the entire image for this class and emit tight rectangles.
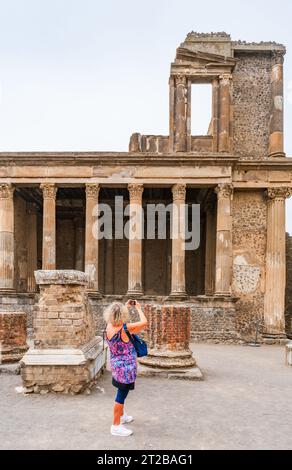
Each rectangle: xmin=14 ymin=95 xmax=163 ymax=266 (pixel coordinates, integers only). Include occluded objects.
xmin=104 ymin=301 xmax=147 ymax=437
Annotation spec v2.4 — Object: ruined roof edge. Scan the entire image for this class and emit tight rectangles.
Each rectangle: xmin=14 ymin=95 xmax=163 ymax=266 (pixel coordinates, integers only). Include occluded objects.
xmin=183 ymin=32 xmax=286 ymax=53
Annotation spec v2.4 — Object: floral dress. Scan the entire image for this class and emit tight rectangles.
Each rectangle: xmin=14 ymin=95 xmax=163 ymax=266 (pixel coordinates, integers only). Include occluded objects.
xmin=106 ymin=324 xmax=137 ymax=391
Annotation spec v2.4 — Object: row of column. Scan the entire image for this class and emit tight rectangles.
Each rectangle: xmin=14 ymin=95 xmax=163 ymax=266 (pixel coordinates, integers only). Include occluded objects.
xmin=0 ymin=181 xmax=233 ymax=298
xmin=169 ymin=74 xmax=233 ymax=153
xmin=0 ymin=181 xmax=290 ymax=336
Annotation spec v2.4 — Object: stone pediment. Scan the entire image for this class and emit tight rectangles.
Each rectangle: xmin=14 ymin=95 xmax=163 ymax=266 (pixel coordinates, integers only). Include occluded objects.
xmin=171 ymin=47 xmax=236 ymax=78
xmin=174 ymin=47 xmax=236 ymax=68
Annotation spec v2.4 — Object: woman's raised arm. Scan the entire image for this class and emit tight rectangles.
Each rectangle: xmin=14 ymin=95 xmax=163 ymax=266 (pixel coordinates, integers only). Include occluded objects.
xmin=126 ymin=302 xmax=147 ymax=334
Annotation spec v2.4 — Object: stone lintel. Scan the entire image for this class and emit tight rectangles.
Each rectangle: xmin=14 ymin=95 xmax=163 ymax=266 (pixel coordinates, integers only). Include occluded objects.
xmin=34 ymin=270 xmax=88 ymax=286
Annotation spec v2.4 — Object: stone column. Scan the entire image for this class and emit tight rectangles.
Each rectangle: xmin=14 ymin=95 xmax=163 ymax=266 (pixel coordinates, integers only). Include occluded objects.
xmin=269 ymin=52 xmax=285 ymax=157
xmin=0 ymin=184 xmax=15 ymax=291
xmin=174 ymin=76 xmax=188 ymax=152
xmin=212 ymin=78 xmax=220 ymax=152
xmin=169 ymin=76 xmax=175 ymax=152
xmin=170 ymin=183 xmax=186 ymax=298
xmin=215 ymin=183 xmax=233 ymax=295
xmin=27 ymin=203 xmax=38 ymax=293
xmin=263 ymin=188 xmax=292 ymax=340
xmin=85 ymin=184 xmax=100 ymax=292
xmin=41 ymin=183 xmax=57 ymax=270
xmin=127 ymin=183 xmax=144 ymax=296
xmin=74 ymin=217 xmax=85 ymax=272
xmin=138 ymin=304 xmax=203 ymax=380
xmin=218 ymin=74 xmax=232 ymax=153
xmin=205 ymin=202 xmax=216 ymax=295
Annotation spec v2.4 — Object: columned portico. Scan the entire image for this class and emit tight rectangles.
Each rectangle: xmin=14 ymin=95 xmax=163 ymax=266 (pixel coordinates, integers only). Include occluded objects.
xmin=263 ymin=188 xmax=292 ymax=340
xmin=170 ymin=183 xmax=187 ymax=298
xmin=0 ymin=184 xmax=15 ymax=291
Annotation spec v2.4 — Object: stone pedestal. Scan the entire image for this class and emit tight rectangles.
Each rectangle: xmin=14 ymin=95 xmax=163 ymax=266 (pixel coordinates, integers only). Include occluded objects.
xmin=0 ymin=312 xmax=28 ymax=363
xmin=138 ymin=304 xmax=203 ymax=380
xmin=20 ymin=270 xmax=107 ymax=394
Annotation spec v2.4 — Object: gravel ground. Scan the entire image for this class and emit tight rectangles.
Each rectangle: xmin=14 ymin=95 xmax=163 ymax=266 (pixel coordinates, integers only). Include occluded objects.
xmin=0 ymin=343 xmax=292 ymax=450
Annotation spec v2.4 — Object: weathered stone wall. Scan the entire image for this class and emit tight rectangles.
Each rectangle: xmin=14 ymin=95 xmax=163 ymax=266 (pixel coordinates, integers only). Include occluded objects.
xmin=233 ymin=53 xmax=272 ymax=160
xmin=232 ymin=190 xmax=267 ymax=340
xmin=190 ymin=301 xmax=241 ymax=343
xmin=285 ymin=233 xmax=292 ymax=337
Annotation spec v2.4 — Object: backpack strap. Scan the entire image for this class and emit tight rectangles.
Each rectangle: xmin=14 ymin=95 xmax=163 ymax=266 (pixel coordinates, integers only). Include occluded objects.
xmin=123 ymin=323 xmax=134 ymax=344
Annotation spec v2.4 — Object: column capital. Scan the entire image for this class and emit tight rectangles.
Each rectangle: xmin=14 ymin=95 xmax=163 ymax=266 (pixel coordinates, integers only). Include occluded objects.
xmin=40 ymin=183 xmax=57 ymax=199
xmin=266 ymin=187 xmax=292 ymax=201
xmin=128 ymin=183 xmax=144 ymax=202
xmin=0 ymin=183 xmax=14 ymax=199
xmin=172 ymin=183 xmax=186 ymax=201
xmin=219 ymin=73 xmax=233 ymax=85
xmin=85 ymin=183 xmax=100 ymax=200
xmin=174 ymin=75 xmax=187 ymax=86
xmin=271 ymin=51 xmax=285 ymax=66
xmin=215 ymin=183 xmax=234 ymax=199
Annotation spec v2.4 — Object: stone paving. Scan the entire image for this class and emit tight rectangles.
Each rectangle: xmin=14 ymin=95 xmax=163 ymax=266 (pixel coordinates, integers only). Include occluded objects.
xmin=0 ymin=343 xmax=292 ymax=450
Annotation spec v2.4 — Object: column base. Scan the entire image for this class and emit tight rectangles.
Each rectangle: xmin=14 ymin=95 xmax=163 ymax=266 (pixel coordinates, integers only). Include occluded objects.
xmin=268 ymin=152 xmax=286 ymax=159
xmin=262 ymin=333 xmax=288 ymax=345
xmin=0 ymin=288 xmax=15 ymax=294
xmin=126 ymin=291 xmax=144 ymax=298
xmin=87 ymin=290 xmax=102 ymax=299
xmin=138 ymin=362 xmax=203 ymax=381
xmin=169 ymin=291 xmax=187 ymax=300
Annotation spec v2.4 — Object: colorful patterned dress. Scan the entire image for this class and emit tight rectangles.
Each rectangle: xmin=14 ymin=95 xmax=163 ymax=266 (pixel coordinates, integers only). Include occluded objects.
xmin=106 ymin=324 xmax=137 ymax=390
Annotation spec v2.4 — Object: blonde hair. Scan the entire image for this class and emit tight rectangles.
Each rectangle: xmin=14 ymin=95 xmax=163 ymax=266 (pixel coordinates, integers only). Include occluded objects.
xmin=103 ymin=302 xmax=129 ymax=326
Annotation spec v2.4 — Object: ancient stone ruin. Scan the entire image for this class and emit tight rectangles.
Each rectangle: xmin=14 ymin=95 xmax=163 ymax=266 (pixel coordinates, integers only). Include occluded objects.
xmin=139 ymin=305 xmax=203 ymax=380
xmin=0 ymin=32 xmax=291 ymax=349
xmin=20 ymin=270 xmax=106 ymax=394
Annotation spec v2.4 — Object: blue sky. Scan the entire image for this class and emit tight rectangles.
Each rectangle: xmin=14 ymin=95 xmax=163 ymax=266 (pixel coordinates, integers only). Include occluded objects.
xmin=0 ymin=0 xmax=291 ymax=231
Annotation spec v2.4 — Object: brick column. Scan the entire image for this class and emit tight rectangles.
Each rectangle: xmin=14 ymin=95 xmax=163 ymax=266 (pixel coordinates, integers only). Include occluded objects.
xmin=263 ymin=188 xmax=292 ymax=341
xmin=218 ymin=74 xmax=232 ymax=153
xmin=127 ymin=183 xmax=144 ymax=296
xmin=174 ymin=76 xmax=188 ymax=152
xmin=170 ymin=183 xmax=186 ymax=298
xmin=0 ymin=184 xmax=15 ymax=291
xmin=215 ymin=183 xmax=233 ymax=295
xmin=138 ymin=305 xmax=203 ymax=380
xmin=85 ymin=184 xmax=100 ymax=292
xmin=269 ymin=52 xmax=285 ymax=157
xmin=41 ymin=183 xmax=57 ymax=270
xmin=27 ymin=203 xmax=38 ymax=292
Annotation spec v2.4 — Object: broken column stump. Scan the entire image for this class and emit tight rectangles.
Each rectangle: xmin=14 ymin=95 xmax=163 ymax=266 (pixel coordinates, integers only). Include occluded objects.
xmin=138 ymin=304 xmax=203 ymax=380
xmin=0 ymin=312 xmax=28 ymax=363
xmin=20 ymin=270 xmax=107 ymax=394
